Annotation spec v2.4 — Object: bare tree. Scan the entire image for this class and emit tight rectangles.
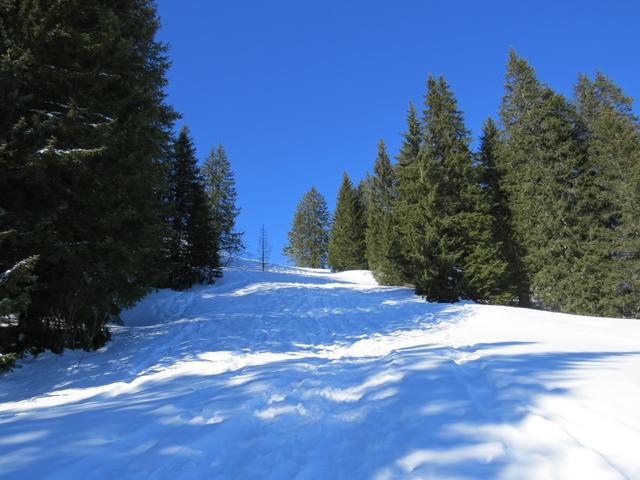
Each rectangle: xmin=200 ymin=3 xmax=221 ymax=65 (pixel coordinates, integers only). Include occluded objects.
xmin=257 ymin=225 xmax=271 ymax=272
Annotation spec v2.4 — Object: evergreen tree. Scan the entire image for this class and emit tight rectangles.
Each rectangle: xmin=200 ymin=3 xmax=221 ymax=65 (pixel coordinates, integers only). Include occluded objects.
xmin=283 ymin=187 xmax=331 ymax=268
xmin=397 ymin=77 xmax=506 ymax=302
xmin=394 ymin=103 xmax=423 ymax=282
xmin=167 ymin=127 xmax=220 ymax=289
xmin=202 ymin=144 xmax=244 ymax=264
xmin=475 ymin=118 xmax=522 ymax=304
xmin=356 ymin=173 xmax=374 ymax=225
xmin=574 ymin=73 xmax=640 ymax=317
xmin=328 ymin=173 xmax=367 ymax=271
xmin=0 ymin=256 xmax=39 ymax=322
xmin=188 ymin=184 xmax=221 ymax=284
xmin=499 ymin=51 xmax=588 ymax=312
xmin=0 ymin=255 xmax=39 ymax=357
xmin=365 ymin=140 xmax=404 ymax=285
xmin=0 ymin=0 xmax=177 ymax=353
xmin=257 ymin=225 xmax=271 ymax=272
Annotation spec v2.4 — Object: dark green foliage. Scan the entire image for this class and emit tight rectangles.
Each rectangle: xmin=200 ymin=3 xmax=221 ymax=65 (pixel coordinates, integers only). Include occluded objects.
xmin=0 ymin=0 xmax=176 ymax=353
xmin=475 ymin=119 xmax=522 ymax=304
xmin=394 ymin=103 xmax=423 ymax=282
xmin=188 ymin=183 xmax=221 ymax=284
xmin=365 ymin=141 xmax=404 ymax=285
xmin=328 ymin=173 xmax=367 ymax=271
xmin=396 ymin=77 xmax=507 ymax=302
xmin=499 ymin=51 xmax=590 ymax=312
xmin=202 ymin=145 xmax=244 ymax=264
xmin=356 ymin=173 xmax=373 ymax=223
xmin=284 ymin=187 xmax=331 ymax=268
xmin=0 ymin=353 xmax=17 ymax=373
xmin=574 ymin=73 xmax=640 ymax=317
xmin=166 ymin=127 xmax=220 ymax=289
xmin=0 ymin=255 xmax=39 ymax=320
xmin=0 ymin=256 xmax=38 ymax=357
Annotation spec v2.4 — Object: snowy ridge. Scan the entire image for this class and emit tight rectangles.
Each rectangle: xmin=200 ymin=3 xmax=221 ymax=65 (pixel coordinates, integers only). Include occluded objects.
xmin=1 ymin=259 xmax=639 ymax=479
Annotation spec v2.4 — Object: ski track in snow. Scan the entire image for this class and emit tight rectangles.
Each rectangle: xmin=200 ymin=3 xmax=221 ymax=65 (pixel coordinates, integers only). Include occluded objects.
xmin=1 ymin=259 xmax=639 ymax=479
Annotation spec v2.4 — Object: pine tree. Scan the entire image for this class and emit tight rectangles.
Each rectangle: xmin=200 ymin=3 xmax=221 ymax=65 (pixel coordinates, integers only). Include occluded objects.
xmin=202 ymin=144 xmax=244 ymax=264
xmin=574 ymin=73 xmax=640 ymax=317
xmin=0 ymin=0 xmax=177 ymax=353
xmin=328 ymin=173 xmax=367 ymax=271
xmin=167 ymin=127 xmax=220 ymax=289
xmin=499 ymin=51 xmax=588 ymax=312
xmin=283 ymin=187 xmax=331 ymax=268
xmin=365 ymin=140 xmax=404 ymax=285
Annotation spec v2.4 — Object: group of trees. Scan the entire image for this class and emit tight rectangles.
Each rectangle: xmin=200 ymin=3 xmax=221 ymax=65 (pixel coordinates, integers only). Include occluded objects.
xmin=285 ymin=51 xmax=640 ymax=318
xmin=0 ymin=0 xmax=241 ymax=361
xmin=166 ymin=128 xmax=243 ymax=290
xmin=2 ymin=0 xmax=637 ymax=368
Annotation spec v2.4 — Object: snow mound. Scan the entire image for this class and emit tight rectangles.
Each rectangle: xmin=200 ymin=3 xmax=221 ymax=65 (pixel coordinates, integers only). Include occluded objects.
xmin=1 ymin=260 xmax=639 ymax=479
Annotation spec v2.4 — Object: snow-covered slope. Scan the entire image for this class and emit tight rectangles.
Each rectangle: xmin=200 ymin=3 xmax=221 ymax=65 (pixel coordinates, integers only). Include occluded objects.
xmin=1 ymin=260 xmax=639 ymax=479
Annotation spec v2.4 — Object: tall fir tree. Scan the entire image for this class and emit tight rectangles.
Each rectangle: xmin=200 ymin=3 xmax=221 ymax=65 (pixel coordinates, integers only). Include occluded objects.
xmin=394 ymin=103 xmax=423 ymax=282
xmin=365 ymin=140 xmax=404 ymax=285
xmin=356 ymin=173 xmax=373 ymax=225
xmin=396 ymin=77 xmax=506 ymax=302
xmin=167 ymin=127 xmax=220 ymax=289
xmin=499 ymin=51 xmax=589 ymax=312
xmin=328 ymin=173 xmax=367 ymax=271
xmin=574 ymin=73 xmax=640 ymax=317
xmin=0 ymin=0 xmax=177 ymax=353
xmin=283 ymin=187 xmax=331 ymax=268
xmin=475 ymin=118 xmax=522 ymax=304
xmin=187 ymin=183 xmax=221 ymax=285
xmin=202 ymin=144 xmax=244 ymax=264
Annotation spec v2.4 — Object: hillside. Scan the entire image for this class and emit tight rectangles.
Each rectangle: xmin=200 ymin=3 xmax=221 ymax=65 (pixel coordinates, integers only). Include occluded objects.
xmin=1 ymin=260 xmax=639 ymax=479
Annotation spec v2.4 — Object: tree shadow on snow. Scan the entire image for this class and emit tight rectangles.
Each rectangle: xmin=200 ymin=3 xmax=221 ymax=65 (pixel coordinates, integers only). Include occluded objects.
xmin=1 ymin=281 xmax=463 ymax=404
xmin=0 ymin=339 xmax=637 ymax=479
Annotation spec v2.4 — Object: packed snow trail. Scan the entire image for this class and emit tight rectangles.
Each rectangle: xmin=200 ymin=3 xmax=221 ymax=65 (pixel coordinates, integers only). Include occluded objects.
xmin=1 ymin=260 xmax=639 ymax=479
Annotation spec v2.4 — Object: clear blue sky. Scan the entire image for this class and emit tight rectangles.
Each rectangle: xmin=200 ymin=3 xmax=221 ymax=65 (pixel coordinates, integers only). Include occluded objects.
xmin=155 ymin=0 xmax=639 ymax=264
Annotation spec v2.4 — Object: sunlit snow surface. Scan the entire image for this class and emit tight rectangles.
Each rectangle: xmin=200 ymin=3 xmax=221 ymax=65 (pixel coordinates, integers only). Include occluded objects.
xmin=1 ymin=259 xmax=639 ymax=479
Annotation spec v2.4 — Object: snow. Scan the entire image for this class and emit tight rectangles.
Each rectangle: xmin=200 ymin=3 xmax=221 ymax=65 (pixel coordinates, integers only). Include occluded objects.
xmin=1 ymin=259 xmax=639 ymax=479
xmin=1 ymin=259 xmax=28 ymax=282
xmin=35 ymin=146 xmax=105 ymax=156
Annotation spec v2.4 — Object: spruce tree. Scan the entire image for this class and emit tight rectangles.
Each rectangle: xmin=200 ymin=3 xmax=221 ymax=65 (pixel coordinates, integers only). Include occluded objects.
xmin=396 ymin=77 xmax=506 ymax=302
xmin=499 ymin=51 xmax=588 ymax=312
xmin=328 ymin=173 xmax=367 ymax=271
xmin=475 ymin=118 xmax=522 ymax=304
xmin=167 ymin=127 xmax=220 ymax=289
xmin=365 ymin=140 xmax=404 ymax=285
xmin=187 ymin=184 xmax=221 ymax=285
xmin=202 ymin=144 xmax=244 ymax=264
xmin=394 ymin=103 xmax=424 ymax=282
xmin=574 ymin=73 xmax=640 ymax=317
xmin=357 ymin=173 xmax=374 ymax=225
xmin=283 ymin=187 xmax=331 ymax=268
xmin=0 ymin=0 xmax=176 ymax=353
